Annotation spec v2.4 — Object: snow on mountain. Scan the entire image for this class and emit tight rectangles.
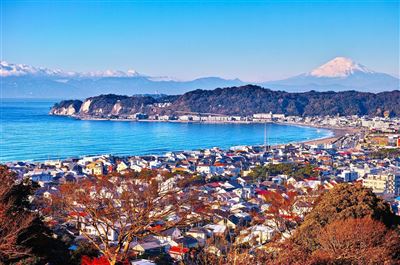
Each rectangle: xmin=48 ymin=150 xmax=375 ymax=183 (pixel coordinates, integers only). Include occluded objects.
xmin=0 ymin=61 xmax=244 ymax=98
xmin=0 ymin=61 xmax=144 ymax=78
xmin=2 ymin=58 xmax=398 ymax=98
xmin=263 ymin=57 xmax=399 ymax=92
xmin=307 ymin=57 xmax=374 ymax=78
xmin=81 ymin=69 xmax=142 ymax=78
xmin=0 ymin=61 xmax=74 ymax=77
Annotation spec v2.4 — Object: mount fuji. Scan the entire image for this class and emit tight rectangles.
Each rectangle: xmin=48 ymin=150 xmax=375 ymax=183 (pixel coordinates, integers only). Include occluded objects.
xmin=262 ymin=57 xmax=399 ymax=92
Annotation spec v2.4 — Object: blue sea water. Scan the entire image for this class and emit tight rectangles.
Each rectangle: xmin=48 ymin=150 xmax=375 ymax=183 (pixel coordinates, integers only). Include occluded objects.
xmin=0 ymin=99 xmax=333 ymax=162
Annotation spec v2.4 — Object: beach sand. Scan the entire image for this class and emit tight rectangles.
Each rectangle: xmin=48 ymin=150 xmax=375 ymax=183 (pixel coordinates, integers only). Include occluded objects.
xmin=301 ymin=127 xmax=359 ymax=145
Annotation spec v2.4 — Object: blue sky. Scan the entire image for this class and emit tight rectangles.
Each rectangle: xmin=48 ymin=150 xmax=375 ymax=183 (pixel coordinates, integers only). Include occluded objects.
xmin=2 ymin=0 xmax=399 ymax=81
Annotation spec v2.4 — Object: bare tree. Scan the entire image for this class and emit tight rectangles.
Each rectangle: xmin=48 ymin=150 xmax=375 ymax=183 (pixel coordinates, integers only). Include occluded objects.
xmin=261 ymin=185 xmax=322 ymax=240
xmin=55 ymin=170 xmax=208 ymax=265
xmin=314 ymin=217 xmax=400 ymax=264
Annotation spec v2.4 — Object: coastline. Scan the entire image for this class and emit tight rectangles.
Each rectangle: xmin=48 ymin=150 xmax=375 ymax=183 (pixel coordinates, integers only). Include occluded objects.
xmin=74 ymin=115 xmax=358 ymax=146
xmin=4 ymin=112 xmax=365 ymax=163
xmin=2 ymin=123 xmax=354 ymax=163
xmin=273 ymin=121 xmax=361 ymax=146
xmin=294 ymin=128 xmax=347 ymax=146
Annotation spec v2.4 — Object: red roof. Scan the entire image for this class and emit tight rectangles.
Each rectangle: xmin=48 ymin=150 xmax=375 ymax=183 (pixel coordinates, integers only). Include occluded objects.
xmin=255 ymin=188 xmax=269 ymax=195
xmin=81 ymin=255 xmax=110 ymax=265
xmin=208 ymin=182 xmax=221 ymax=188
xmin=149 ymin=224 xmax=163 ymax=232
xmin=69 ymin=211 xmax=87 ymax=217
xmin=169 ymin=246 xmax=189 ymax=255
xmin=46 ymin=219 xmax=58 ymax=227
xmin=280 ymin=214 xmax=295 ymax=220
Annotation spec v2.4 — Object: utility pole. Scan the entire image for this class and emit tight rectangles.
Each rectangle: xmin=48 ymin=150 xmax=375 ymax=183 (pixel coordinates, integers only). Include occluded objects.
xmin=264 ymin=121 xmax=267 ymax=153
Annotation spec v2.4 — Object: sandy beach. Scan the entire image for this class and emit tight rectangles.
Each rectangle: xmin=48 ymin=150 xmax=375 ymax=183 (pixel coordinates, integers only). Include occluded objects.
xmin=300 ymin=127 xmax=360 ymax=145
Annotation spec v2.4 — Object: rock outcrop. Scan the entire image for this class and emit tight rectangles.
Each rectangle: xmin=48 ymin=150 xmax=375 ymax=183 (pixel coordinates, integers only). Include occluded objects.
xmin=49 ymin=100 xmax=83 ymax=116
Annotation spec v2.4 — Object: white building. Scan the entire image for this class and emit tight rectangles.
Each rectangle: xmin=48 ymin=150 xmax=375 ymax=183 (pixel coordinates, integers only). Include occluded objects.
xmin=363 ymin=173 xmax=400 ymax=195
xmin=253 ymin=113 xmax=272 ymax=121
xmin=80 ymin=223 xmax=119 ymax=242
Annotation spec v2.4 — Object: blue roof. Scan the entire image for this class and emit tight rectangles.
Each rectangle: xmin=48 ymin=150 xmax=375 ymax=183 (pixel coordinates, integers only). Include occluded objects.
xmin=68 ymin=245 xmax=78 ymax=251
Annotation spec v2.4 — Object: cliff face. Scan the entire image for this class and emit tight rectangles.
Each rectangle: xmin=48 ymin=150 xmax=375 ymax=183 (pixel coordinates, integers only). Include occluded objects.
xmin=50 ymin=94 xmax=163 ymax=118
xmin=49 ymin=100 xmax=83 ymax=116
xmin=77 ymin=94 xmax=158 ymax=117
xmin=50 ymin=86 xmax=400 ymax=118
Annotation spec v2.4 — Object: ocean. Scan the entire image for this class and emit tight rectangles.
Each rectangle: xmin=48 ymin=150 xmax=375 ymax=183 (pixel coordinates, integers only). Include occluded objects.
xmin=0 ymin=99 xmax=332 ymax=162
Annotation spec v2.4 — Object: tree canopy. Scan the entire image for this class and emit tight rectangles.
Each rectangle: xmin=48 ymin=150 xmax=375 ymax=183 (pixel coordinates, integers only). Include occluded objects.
xmin=292 ymin=183 xmax=398 ymax=251
xmin=248 ymin=163 xmax=319 ymax=181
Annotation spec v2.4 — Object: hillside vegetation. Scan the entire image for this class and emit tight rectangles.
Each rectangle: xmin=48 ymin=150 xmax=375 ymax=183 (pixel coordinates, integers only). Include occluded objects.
xmin=50 ymin=85 xmax=400 ymax=117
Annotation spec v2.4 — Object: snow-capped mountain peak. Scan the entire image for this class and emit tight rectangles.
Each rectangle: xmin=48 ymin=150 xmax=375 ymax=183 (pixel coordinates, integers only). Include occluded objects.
xmin=0 ymin=61 xmax=143 ymax=78
xmin=308 ymin=57 xmax=374 ymax=78
xmin=81 ymin=69 xmax=142 ymax=78
xmin=0 ymin=61 xmax=77 ymax=77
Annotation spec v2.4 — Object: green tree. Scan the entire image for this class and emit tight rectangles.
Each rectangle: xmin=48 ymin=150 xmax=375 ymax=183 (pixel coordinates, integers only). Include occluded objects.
xmin=248 ymin=163 xmax=319 ymax=181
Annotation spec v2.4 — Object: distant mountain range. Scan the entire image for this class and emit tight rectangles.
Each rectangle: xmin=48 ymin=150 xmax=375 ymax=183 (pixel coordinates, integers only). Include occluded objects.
xmin=1 ymin=57 xmax=399 ymax=98
xmin=0 ymin=61 xmax=243 ymax=98
xmin=50 ymin=85 xmax=400 ymax=117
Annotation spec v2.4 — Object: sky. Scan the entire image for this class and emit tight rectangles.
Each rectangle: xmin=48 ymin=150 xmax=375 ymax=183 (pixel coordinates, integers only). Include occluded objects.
xmin=1 ymin=0 xmax=399 ymax=82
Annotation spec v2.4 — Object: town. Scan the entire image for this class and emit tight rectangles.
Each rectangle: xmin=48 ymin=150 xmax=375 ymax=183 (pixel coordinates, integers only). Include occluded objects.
xmin=3 ymin=116 xmax=400 ymax=265
xmin=75 ymin=109 xmax=400 ymax=131
xmin=3 ymin=0 xmax=399 ymax=263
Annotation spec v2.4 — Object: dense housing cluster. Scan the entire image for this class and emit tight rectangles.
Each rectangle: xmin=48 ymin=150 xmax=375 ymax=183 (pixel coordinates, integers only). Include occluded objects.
xmin=4 ymin=119 xmax=400 ymax=264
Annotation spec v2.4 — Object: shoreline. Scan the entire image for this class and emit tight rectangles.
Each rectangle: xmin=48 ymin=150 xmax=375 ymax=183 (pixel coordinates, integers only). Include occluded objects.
xmin=4 ymin=114 xmax=364 ymax=163
xmin=60 ymin=113 xmax=359 ymax=130
xmin=273 ymin=121 xmax=361 ymax=146
xmin=2 ymin=124 xmax=359 ymax=164
xmin=74 ymin=116 xmax=359 ymax=146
